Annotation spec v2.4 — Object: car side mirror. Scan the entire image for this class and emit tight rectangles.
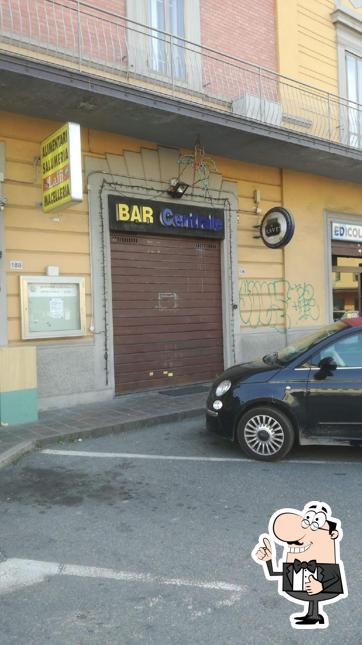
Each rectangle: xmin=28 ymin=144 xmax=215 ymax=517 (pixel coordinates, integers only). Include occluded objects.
xmin=314 ymin=356 xmax=337 ymax=380
xmin=319 ymin=356 xmax=337 ymax=370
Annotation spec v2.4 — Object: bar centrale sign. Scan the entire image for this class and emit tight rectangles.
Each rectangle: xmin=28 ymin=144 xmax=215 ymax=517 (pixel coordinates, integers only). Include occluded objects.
xmin=108 ymin=196 xmax=225 ymax=240
xmin=41 ymin=122 xmax=83 ymax=213
xmin=332 ymin=221 xmax=362 ymax=242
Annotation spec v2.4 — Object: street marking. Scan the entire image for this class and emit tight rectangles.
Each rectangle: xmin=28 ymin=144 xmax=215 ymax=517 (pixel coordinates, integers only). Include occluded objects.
xmin=41 ymin=449 xmax=250 ymax=462
xmin=41 ymin=449 xmax=360 ymax=465
xmin=0 ymin=559 xmax=59 ymax=595
xmin=0 ymin=558 xmax=247 ymax=598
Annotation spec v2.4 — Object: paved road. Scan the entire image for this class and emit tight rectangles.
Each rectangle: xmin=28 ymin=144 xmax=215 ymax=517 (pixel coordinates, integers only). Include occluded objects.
xmin=0 ymin=421 xmax=360 ymax=644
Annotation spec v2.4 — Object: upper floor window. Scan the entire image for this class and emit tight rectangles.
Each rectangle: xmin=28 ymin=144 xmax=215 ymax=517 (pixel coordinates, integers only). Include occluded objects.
xmin=346 ymin=53 xmax=362 ymax=147
xmin=148 ymin=0 xmax=186 ymax=79
xmin=127 ymin=0 xmax=200 ymax=89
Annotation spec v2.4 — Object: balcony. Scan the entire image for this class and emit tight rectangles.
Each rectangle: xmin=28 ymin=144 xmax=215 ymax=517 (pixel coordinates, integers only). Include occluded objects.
xmin=1 ymin=0 xmax=362 ymax=182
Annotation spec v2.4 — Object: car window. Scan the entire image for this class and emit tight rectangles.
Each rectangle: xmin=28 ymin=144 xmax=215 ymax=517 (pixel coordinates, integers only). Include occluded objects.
xmin=311 ymin=332 xmax=362 ymax=368
xmin=275 ymin=321 xmax=346 ymax=365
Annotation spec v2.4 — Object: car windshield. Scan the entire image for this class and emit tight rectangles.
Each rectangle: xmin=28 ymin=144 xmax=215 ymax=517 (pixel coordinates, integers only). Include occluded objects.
xmin=263 ymin=321 xmax=346 ymax=366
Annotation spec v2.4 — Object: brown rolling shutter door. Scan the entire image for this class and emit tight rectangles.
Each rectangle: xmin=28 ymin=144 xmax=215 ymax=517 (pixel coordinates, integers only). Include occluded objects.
xmin=111 ymin=233 xmax=224 ymax=393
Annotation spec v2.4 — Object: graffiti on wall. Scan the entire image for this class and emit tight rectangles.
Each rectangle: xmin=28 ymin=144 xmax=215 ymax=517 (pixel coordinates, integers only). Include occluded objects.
xmin=239 ymin=279 xmax=320 ymax=330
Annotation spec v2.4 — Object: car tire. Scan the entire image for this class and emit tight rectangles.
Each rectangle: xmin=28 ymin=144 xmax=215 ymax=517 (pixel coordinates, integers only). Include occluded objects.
xmin=236 ymin=406 xmax=295 ymax=461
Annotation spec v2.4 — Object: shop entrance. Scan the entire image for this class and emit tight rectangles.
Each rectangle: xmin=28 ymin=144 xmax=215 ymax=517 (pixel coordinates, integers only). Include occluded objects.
xmin=110 ymin=232 xmax=224 ymax=393
xmin=332 ymin=240 xmax=362 ymax=321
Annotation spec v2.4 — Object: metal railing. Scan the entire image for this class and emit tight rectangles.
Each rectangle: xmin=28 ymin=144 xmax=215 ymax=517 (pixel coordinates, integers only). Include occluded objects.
xmin=0 ymin=0 xmax=361 ymax=149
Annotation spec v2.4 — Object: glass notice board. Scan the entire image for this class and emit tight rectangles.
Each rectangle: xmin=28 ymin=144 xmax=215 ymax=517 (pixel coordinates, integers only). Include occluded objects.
xmin=20 ymin=276 xmax=86 ymax=339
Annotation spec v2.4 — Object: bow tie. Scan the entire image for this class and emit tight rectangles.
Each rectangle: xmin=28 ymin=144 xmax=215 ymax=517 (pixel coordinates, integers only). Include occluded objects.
xmin=293 ymin=559 xmax=317 ymax=574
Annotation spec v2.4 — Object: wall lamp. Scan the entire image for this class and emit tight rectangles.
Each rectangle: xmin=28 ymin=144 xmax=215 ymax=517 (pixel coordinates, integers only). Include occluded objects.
xmin=167 ymin=179 xmax=189 ymax=199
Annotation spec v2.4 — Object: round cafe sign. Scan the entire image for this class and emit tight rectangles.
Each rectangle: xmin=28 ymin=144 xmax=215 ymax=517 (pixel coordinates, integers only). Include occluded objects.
xmin=260 ymin=207 xmax=295 ymax=249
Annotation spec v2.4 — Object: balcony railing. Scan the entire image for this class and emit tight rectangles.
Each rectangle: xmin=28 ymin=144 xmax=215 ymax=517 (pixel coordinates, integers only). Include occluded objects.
xmin=0 ymin=0 xmax=361 ymax=149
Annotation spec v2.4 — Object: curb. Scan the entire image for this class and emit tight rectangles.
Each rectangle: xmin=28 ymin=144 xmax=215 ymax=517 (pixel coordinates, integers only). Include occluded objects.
xmin=0 ymin=408 xmax=205 ymax=469
xmin=36 ymin=407 xmax=205 ymax=447
xmin=0 ymin=440 xmax=36 ymax=470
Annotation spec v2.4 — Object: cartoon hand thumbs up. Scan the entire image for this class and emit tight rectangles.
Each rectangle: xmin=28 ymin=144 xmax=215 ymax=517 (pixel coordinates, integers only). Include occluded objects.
xmin=305 ymin=575 xmax=323 ymax=595
xmin=255 ymin=536 xmax=273 ymax=562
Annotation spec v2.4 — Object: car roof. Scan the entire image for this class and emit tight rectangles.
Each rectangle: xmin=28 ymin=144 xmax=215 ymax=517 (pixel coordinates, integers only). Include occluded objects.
xmin=342 ymin=317 xmax=362 ymax=327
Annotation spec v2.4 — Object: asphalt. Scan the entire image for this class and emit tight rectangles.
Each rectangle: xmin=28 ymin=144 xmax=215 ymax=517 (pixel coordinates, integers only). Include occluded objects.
xmin=0 ymin=384 xmax=208 ymax=470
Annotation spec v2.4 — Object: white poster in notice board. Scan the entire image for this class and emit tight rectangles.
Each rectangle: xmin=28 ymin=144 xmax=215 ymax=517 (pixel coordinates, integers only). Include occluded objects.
xmin=20 ymin=276 xmax=86 ymax=339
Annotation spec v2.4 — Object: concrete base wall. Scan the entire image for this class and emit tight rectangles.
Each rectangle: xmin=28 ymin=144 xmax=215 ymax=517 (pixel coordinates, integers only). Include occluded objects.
xmin=37 ymin=343 xmax=113 ymax=411
xmin=38 ymin=388 xmax=114 ymax=411
xmin=37 ymin=324 xmax=322 ymax=410
xmin=235 ymin=325 xmax=321 ymax=364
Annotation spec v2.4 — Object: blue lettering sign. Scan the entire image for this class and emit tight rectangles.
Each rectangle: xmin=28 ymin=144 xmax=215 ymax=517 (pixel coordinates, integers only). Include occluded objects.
xmin=161 ymin=208 xmax=173 ymax=226
xmin=182 ymin=214 xmax=192 ymax=228
xmin=158 ymin=206 xmax=224 ymax=236
xmin=201 ymin=215 xmax=211 ymax=230
xmin=110 ymin=196 xmax=224 ymax=239
xmin=190 ymin=213 xmax=198 ymax=228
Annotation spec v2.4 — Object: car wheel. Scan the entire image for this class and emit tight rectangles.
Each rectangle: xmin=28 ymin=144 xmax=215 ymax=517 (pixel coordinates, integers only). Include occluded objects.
xmin=236 ymin=406 xmax=295 ymax=461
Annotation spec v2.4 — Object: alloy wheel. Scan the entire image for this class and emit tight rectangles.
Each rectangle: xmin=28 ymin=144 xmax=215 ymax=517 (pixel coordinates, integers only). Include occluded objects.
xmin=244 ymin=414 xmax=285 ymax=457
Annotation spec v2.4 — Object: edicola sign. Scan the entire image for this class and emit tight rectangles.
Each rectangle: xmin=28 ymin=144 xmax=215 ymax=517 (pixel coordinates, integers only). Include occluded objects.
xmin=41 ymin=122 xmax=83 ymax=213
xmin=108 ymin=196 xmax=225 ymax=240
xmin=331 ymin=221 xmax=362 ymax=242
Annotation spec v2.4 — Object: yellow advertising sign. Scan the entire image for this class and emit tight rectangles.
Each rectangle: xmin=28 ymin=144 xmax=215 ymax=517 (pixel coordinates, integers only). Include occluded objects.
xmin=41 ymin=122 xmax=83 ymax=213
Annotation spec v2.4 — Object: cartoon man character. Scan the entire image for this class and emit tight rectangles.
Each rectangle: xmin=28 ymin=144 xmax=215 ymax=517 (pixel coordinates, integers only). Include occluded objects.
xmin=252 ymin=501 xmax=347 ymax=629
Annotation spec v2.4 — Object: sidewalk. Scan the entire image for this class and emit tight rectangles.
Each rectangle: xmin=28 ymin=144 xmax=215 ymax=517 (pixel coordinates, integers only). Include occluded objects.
xmin=0 ymin=384 xmax=208 ymax=469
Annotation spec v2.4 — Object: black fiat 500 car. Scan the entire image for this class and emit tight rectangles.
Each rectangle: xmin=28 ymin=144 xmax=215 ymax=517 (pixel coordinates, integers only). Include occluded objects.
xmin=206 ymin=318 xmax=362 ymax=461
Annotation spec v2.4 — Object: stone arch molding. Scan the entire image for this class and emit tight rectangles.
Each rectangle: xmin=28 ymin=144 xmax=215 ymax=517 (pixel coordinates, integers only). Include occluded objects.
xmin=85 ymin=145 xmax=234 ymax=195
xmin=85 ymin=145 xmax=239 ymax=395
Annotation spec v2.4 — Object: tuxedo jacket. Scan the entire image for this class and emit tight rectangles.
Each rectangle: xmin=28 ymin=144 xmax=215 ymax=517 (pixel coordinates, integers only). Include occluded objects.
xmin=266 ymin=560 xmax=343 ymax=594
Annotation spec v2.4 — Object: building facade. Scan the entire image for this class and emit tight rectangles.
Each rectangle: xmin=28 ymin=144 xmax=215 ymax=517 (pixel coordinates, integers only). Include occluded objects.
xmin=1 ymin=0 xmax=362 ymax=420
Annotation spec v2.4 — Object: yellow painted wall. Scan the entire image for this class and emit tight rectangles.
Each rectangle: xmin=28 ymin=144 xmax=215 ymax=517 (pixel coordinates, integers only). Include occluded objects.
xmin=274 ymin=1 xmax=362 ymax=151
xmin=0 ymin=112 xmax=91 ymax=343
xmin=0 ymin=346 xmax=36 ymax=392
xmin=0 ymin=111 xmax=158 ymax=344
xmin=276 ymin=0 xmax=338 ymax=92
xmin=283 ymin=169 xmax=362 ymax=328
xmin=3 ymin=110 xmax=362 ymax=342
xmin=276 ymin=1 xmax=342 ymax=143
xmin=0 ymin=110 xmax=285 ymax=339
xmin=276 ymin=0 xmax=362 ymax=90
xmin=216 ymin=158 xmax=285 ymax=329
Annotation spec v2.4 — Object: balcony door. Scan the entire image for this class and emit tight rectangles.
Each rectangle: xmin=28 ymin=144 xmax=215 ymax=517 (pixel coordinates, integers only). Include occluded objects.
xmin=346 ymin=53 xmax=362 ymax=148
xmin=126 ymin=0 xmax=201 ymax=91
xmin=148 ymin=0 xmax=186 ymax=80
